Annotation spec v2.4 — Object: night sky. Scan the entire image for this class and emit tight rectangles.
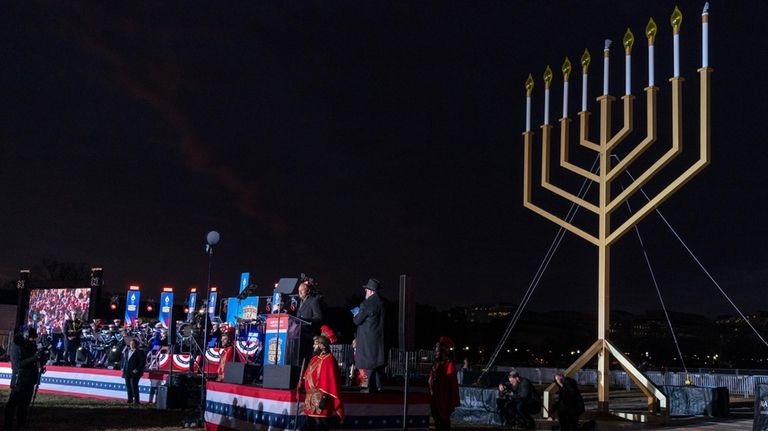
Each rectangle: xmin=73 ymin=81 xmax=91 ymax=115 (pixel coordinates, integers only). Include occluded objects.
xmin=1 ymin=1 xmax=766 ymax=317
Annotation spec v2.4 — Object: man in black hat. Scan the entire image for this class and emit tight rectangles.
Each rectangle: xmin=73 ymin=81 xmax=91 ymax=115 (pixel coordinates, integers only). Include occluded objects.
xmin=4 ymin=328 xmax=43 ymax=430
xmin=352 ymin=278 xmax=385 ymax=392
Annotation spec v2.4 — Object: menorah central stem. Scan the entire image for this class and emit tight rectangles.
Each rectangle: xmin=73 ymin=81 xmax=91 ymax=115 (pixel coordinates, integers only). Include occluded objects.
xmin=597 ymin=94 xmax=613 ymax=411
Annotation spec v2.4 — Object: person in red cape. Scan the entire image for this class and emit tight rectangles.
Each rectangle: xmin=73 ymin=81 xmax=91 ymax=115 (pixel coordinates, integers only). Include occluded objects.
xmin=302 ymin=334 xmax=344 ymax=431
xmin=428 ymin=336 xmax=460 ymax=431
xmin=216 ymin=331 xmax=234 ymax=382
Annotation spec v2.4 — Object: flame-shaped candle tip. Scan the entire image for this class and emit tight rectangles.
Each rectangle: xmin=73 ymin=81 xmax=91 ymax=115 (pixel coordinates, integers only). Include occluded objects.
xmin=525 ymin=73 xmax=534 ymax=96
xmin=645 ymin=17 xmax=658 ymax=43
xmin=581 ymin=49 xmax=591 ymax=71
xmin=562 ymin=57 xmax=572 ymax=80
xmin=703 ymin=2 xmax=709 ymax=14
xmin=604 ymin=39 xmax=612 ymax=50
xmin=623 ymin=28 xmax=635 ymax=52
xmin=670 ymin=6 xmax=683 ymax=31
xmin=543 ymin=66 xmax=553 ymax=88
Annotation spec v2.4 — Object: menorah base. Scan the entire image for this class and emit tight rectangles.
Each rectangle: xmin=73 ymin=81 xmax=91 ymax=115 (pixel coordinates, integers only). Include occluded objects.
xmin=541 ymin=338 xmax=669 ymax=424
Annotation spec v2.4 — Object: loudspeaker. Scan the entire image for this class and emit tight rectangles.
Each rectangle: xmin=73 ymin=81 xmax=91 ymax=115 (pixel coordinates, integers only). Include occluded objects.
xmin=263 ymin=365 xmax=301 ymax=389
xmin=223 ymin=362 xmax=261 ymax=385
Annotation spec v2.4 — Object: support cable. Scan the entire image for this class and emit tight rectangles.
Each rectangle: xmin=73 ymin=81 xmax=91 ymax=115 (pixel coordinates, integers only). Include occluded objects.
xmin=615 ymin=155 xmax=768 ymax=348
xmin=620 ymin=183 xmax=688 ymax=373
xmin=478 ymin=154 xmax=600 ymax=383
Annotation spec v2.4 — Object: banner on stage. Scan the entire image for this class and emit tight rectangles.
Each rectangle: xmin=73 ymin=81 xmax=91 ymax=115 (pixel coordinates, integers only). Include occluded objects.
xmin=240 ymin=272 xmax=249 ymax=293
xmin=187 ymin=291 xmax=197 ymax=321
xmin=125 ymin=287 xmax=140 ymax=326
xmin=159 ymin=291 xmax=173 ymax=328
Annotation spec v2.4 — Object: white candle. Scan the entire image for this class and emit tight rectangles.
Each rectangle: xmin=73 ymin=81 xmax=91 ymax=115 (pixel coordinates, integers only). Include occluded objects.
xmin=674 ymin=33 xmax=680 ymax=77
xmin=526 ymin=96 xmax=531 ymax=132
xmin=702 ymin=3 xmax=709 ymax=67
xmin=544 ymin=88 xmax=550 ymax=125
xmin=671 ymin=7 xmax=682 ymax=78
xmin=625 ymin=54 xmax=631 ymax=95
xmin=563 ymin=81 xmax=569 ymax=118
xmin=603 ymin=39 xmax=611 ymax=95
xmin=581 ymin=74 xmax=588 ymax=111
xmin=649 ymin=44 xmax=655 ymax=86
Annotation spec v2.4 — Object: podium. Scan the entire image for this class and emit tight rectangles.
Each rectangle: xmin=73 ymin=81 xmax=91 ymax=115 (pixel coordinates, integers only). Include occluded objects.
xmin=262 ymin=313 xmax=308 ymax=389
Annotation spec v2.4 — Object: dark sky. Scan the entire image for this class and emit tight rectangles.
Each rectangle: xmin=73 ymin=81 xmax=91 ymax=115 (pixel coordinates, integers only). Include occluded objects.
xmin=0 ymin=1 xmax=765 ymax=317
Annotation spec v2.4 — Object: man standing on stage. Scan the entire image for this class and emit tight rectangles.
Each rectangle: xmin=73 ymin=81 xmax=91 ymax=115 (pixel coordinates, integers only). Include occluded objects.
xmin=302 ymin=334 xmax=344 ymax=431
xmin=64 ymin=310 xmax=83 ymax=365
xmin=121 ymin=338 xmax=146 ymax=405
xmin=429 ymin=336 xmax=460 ymax=431
xmin=4 ymin=328 xmax=43 ymax=430
xmin=352 ymin=278 xmax=385 ymax=392
xmin=296 ymin=275 xmax=325 ymax=364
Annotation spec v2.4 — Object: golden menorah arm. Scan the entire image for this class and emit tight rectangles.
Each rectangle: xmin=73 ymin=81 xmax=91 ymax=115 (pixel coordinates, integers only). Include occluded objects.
xmin=578 ymin=111 xmax=601 ymax=151
xmin=606 ymin=77 xmax=685 ymax=214
xmin=559 ymin=118 xmax=600 ymax=181
xmin=606 ymin=95 xmax=635 ymax=151
xmin=523 ymin=132 xmax=600 ymax=246
xmin=604 ymin=340 xmax=667 ymax=410
xmin=607 ymin=69 xmax=712 ymax=246
xmin=607 ymin=87 xmax=658 ymax=181
xmin=540 ymin=124 xmax=600 ymax=214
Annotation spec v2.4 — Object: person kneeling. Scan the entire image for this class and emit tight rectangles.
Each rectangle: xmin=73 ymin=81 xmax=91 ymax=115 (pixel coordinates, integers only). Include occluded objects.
xmin=497 ymin=370 xmax=540 ymax=430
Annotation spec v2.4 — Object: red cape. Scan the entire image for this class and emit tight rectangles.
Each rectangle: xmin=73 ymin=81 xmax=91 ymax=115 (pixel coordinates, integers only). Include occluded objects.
xmin=428 ymin=359 xmax=460 ymax=420
xmin=303 ymin=352 xmax=344 ymax=419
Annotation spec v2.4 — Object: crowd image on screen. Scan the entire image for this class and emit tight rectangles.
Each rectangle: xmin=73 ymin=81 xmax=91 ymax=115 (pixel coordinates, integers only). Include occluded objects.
xmin=27 ymin=288 xmax=91 ymax=332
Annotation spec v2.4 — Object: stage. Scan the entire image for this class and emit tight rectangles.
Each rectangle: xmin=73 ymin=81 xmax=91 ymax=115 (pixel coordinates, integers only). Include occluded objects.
xmin=204 ymin=381 xmax=430 ymax=431
xmin=0 ymin=362 xmax=155 ymax=402
xmin=1 ymin=361 xmax=431 ymax=430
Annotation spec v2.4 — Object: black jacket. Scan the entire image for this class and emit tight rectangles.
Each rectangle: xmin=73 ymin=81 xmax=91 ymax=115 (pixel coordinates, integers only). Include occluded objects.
xmin=555 ymin=377 xmax=585 ymax=416
xmin=10 ymin=335 xmax=40 ymax=387
xmin=353 ymin=293 xmax=385 ymax=369
xmin=121 ymin=348 xmax=146 ymax=379
xmin=296 ymin=293 xmax=325 ymax=333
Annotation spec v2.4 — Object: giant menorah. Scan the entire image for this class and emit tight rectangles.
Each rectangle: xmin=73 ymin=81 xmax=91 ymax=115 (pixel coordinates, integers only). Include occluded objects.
xmin=522 ymin=5 xmax=711 ymax=420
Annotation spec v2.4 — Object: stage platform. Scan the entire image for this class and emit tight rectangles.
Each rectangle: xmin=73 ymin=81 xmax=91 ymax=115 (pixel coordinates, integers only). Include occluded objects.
xmin=204 ymin=381 xmax=430 ymax=431
xmin=0 ymin=362 xmax=156 ymax=402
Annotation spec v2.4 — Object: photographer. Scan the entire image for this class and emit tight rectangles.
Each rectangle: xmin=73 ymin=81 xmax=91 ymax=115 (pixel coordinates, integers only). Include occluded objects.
xmin=4 ymin=328 xmax=45 ymax=429
xmin=497 ymin=370 xmax=541 ymax=430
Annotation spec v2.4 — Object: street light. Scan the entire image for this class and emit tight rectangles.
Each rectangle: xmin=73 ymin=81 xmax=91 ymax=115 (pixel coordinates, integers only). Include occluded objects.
xmin=198 ymin=230 xmax=219 ymax=427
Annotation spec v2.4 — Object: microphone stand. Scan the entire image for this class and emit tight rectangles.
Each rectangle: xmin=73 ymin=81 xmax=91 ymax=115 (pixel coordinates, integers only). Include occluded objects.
xmin=293 ymin=357 xmax=307 ymax=431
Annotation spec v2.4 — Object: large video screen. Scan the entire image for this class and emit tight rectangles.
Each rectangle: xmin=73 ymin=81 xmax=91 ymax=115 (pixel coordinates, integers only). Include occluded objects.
xmin=27 ymin=287 xmax=92 ymax=332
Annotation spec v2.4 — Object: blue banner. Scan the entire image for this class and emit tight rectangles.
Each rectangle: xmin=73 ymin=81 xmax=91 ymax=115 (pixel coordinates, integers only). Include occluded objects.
xmin=208 ymin=291 xmax=218 ymax=316
xmin=158 ymin=291 xmax=173 ymax=329
xmin=240 ymin=272 xmax=250 ymax=293
xmin=225 ymin=297 xmax=239 ymax=325
xmin=239 ymin=296 xmax=260 ymax=320
xmin=187 ymin=292 xmax=197 ymax=321
xmin=224 ymin=296 xmax=260 ymax=326
xmin=125 ymin=289 xmax=140 ymax=326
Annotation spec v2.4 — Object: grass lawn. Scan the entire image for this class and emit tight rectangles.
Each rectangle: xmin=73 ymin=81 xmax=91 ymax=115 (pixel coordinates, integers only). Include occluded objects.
xmin=0 ymin=389 xmax=195 ymax=431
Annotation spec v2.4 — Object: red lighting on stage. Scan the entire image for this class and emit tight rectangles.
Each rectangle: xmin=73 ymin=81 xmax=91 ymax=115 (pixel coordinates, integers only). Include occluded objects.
xmin=162 ymin=286 xmax=173 ymax=292
xmin=146 ymin=302 xmax=154 ymax=312
xmin=110 ymin=303 xmax=117 ymax=311
xmin=129 ymin=285 xmax=140 ymax=291
xmin=184 ymin=307 xmax=189 ymax=314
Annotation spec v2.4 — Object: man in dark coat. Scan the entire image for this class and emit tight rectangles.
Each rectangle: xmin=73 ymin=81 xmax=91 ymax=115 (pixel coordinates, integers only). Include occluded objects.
xmin=497 ymin=370 xmax=540 ymax=429
xmin=352 ymin=278 xmax=385 ymax=392
xmin=296 ymin=276 xmax=325 ymax=365
xmin=553 ymin=371 xmax=584 ymax=431
xmin=63 ymin=310 xmax=83 ymax=365
xmin=121 ymin=338 xmax=146 ymax=405
xmin=4 ymin=328 xmax=42 ymax=430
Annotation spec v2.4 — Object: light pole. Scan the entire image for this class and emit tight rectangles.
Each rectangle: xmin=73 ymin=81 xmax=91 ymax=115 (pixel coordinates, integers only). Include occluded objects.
xmin=199 ymin=230 xmax=219 ymax=427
